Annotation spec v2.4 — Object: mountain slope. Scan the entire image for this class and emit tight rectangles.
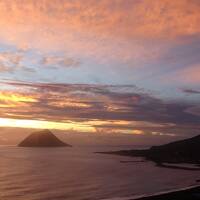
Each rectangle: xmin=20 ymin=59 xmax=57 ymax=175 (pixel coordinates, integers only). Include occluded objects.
xmin=100 ymin=135 xmax=200 ymax=164
xmin=18 ymin=129 xmax=72 ymax=147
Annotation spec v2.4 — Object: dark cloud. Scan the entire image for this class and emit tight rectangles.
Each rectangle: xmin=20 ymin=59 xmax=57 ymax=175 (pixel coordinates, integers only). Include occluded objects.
xmin=0 ymin=81 xmax=199 ymax=136
xmin=182 ymin=88 xmax=200 ymax=95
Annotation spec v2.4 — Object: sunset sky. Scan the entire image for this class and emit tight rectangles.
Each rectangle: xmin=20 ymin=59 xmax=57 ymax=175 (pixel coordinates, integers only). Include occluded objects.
xmin=0 ymin=0 xmax=199 ymax=138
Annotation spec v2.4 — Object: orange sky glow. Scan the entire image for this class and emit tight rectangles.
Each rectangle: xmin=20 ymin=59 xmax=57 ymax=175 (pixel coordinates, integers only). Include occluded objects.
xmin=0 ymin=0 xmax=199 ymax=137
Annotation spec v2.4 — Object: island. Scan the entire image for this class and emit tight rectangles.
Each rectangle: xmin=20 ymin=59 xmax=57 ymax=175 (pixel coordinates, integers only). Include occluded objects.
xmin=18 ymin=129 xmax=72 ymax=147
xmin=98 ymin=134 xmax=200 ymax=167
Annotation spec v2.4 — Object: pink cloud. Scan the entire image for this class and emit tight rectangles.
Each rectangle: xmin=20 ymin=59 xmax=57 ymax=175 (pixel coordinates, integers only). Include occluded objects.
xmin=0 ymin=0 xmax=199 ymax=66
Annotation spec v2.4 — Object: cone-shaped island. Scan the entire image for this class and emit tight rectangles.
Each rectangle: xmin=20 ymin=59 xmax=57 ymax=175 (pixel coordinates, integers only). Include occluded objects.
xmin=18 ymin=129 xmax=71 ymax=147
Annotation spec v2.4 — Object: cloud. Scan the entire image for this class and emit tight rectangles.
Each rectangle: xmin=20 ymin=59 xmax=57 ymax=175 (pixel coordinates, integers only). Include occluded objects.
xmin=0 ymin=51 xmax=35 ymax=74
xmin=0 ymin=52 xmax=22 ymax=66
xmin=0 ymin=52 xmax=22 ymax=72
xmin=0 ymin=1 xmax=199 ymax=134
xmin=0 ymin=64 xmax=13 ymax=73
xmin=41 ymin=56 xmax=80 ymax=68
xmin=0 ymin=81 xmax=199 ymax=135
xmin=0 ymin=0 xmax=199 ymax=90
xmin=0 ymin=0 xmax=199 ymax=69
xmin=1 ymin=0 xmax=199 ymax=40
xmin=184 ymin=106 xmax=200 ymax=116
xmin=182 ymin=88 xmax=200 ymax=95
xmin=0 ymin=90 xmax=39 ymax=109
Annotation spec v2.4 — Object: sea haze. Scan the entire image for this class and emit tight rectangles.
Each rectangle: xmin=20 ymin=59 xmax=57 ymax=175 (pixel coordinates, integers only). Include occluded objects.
xmin=0 ymin=146 xmax=199 ymax=200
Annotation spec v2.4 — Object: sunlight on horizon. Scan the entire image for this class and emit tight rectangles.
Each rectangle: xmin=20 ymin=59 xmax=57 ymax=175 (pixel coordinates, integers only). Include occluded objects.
xmin=0 ymin=117 xmax=148 ymax=135
xmin=0 ymin=117 xmax=96 ymax=132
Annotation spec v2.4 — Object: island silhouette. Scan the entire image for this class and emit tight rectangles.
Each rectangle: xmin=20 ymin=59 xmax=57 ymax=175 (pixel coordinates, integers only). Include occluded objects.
xmin=18 ymin=129 xmax=71 ymax=147
xmin=98 ymin=134 xmax=200 ymax=169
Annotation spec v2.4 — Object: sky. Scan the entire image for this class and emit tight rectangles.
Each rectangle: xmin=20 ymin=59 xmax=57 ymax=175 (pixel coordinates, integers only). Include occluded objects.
xmin=0 ymin=0 xmax=199 ymax=140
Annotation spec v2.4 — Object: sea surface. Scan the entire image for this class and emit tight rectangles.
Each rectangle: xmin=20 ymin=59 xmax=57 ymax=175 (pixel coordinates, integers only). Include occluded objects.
xmin=0 ymin=145 xmax=200 ymax=200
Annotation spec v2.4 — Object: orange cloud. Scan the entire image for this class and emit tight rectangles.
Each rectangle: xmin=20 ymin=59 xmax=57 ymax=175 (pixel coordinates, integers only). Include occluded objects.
xmin=0 ymin=91 xmax=37 ymax=102
xmin=48 ymin=100 xmax=91 ymax=109
xmin=0 ymin=0 xmax=199 ymax=42
xmin=0 ymin=82 xmax=198 ymax=136
xmin=0 ymin=91 xmax=38 ymax=109
xmin=0 ymin=0 xmax=199 ymax=66
xmin=0 ymin=117 xmax=96 ymax=132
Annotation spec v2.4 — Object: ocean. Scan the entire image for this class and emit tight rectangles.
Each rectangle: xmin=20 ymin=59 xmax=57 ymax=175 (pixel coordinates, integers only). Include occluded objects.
xmin=0 ymin=145 xmax=199 ymax=200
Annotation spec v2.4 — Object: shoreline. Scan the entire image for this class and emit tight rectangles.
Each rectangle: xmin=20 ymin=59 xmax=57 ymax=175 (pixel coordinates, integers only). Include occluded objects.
xmin=102 ymin=185 xmax=200 ymax=200
xmin=131 ymin=185 xmax=200 ymax=200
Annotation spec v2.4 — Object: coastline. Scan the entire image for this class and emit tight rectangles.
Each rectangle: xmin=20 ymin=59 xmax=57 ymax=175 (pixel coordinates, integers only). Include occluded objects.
xmin=101 ymin=185 xmax=200 ymax=200
xmin=131 ymin=185 xmax=200 ymax=200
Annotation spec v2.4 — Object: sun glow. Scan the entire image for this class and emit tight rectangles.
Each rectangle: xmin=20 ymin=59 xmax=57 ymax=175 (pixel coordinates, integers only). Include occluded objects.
xmin=0 ymin=92 xmax=37 ymax=103
xmin=0 ymin=117 xmax=96 ymax=132
xmin=49 ymin=101 xmax=91 ymax=108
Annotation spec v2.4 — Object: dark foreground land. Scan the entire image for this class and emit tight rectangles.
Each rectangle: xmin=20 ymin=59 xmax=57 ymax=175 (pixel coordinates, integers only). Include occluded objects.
xmin=97 ymin=135 xmax=200 ymax=199
xmin=133 ymin=186 xmax=200 ymax=200
xmin=98 ymin=134 xmax=200 ymax=170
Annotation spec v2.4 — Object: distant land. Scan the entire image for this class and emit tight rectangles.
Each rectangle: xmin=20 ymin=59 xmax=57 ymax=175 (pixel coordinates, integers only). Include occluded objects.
xmin=98 ymin=134 xmax=200 ymax=166
xmin=18 ymin=129 xmax=72 ymax=147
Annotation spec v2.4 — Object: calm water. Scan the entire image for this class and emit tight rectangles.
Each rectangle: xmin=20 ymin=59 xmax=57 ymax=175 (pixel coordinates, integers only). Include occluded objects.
xmin=0 ymin=146 xmax=200 ymax=200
